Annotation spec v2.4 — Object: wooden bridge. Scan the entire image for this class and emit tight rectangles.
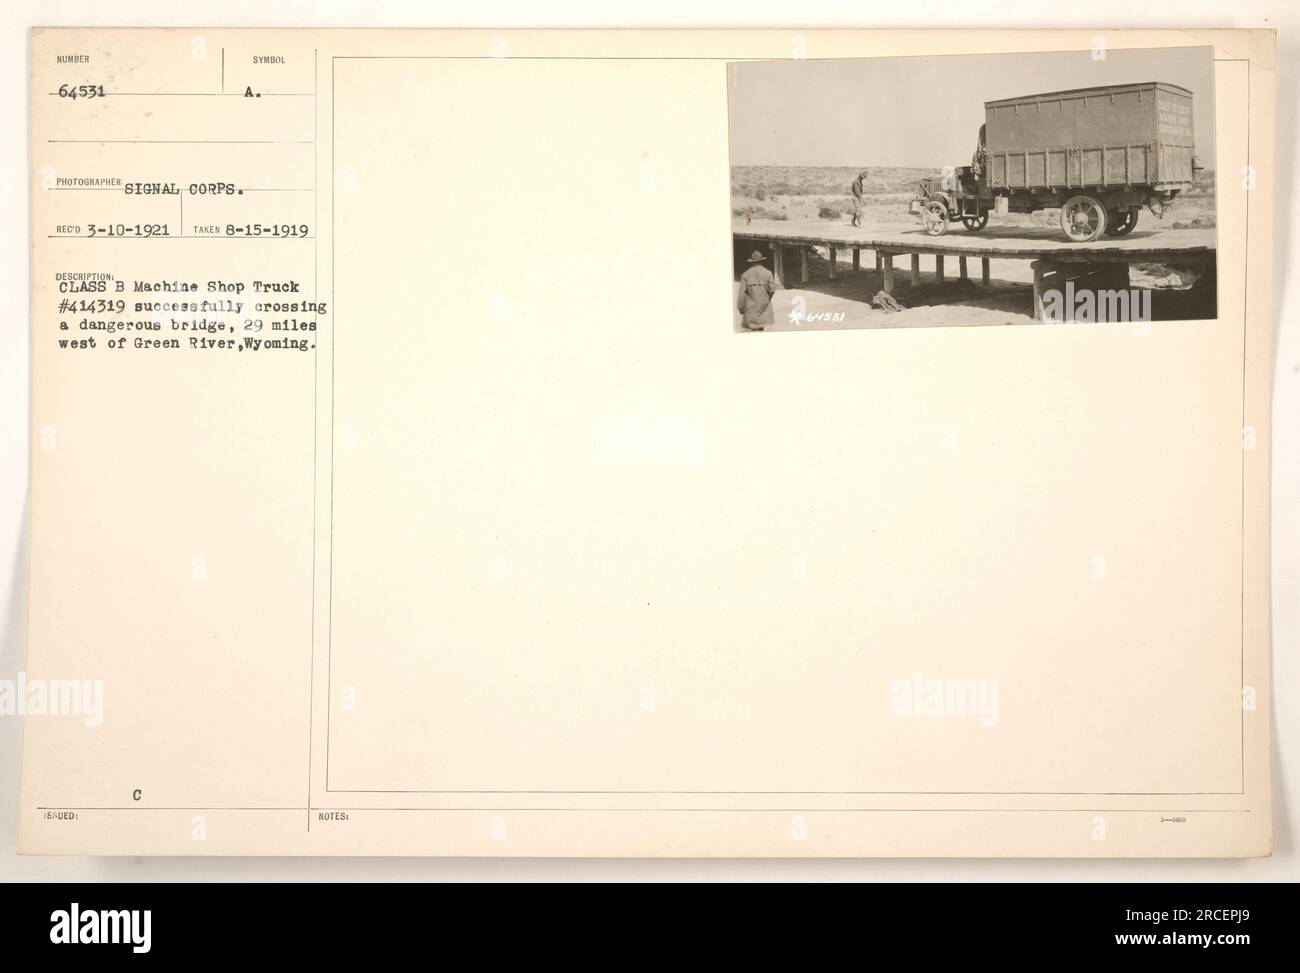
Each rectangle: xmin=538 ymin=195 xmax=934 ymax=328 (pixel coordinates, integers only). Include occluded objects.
xmin=733 ymin=218 xmax=1217 ymax=320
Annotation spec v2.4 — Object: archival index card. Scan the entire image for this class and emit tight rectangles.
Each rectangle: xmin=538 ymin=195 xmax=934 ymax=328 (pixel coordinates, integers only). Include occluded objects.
xmin=21 ymin=28 xmax=1273 ymax=856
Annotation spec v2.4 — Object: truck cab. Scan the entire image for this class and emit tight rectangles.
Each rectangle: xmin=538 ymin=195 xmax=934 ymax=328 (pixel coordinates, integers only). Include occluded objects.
xmin=908 ymin=165 xmax=992 ymax=235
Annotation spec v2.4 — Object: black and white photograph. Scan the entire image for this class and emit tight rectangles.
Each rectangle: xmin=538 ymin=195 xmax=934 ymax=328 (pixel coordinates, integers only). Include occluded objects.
xmin=730 ymin=47 xmax=1217 ymax=331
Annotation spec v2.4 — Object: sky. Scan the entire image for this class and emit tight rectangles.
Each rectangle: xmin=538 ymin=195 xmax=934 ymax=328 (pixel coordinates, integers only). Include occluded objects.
xmin=727 ymin=46 xmax=1215 ymax=169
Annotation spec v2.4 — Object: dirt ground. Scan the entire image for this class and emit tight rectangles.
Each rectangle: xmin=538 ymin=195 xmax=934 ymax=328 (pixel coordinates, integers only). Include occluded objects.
xmin=734 ymin=249 xmax=1036 ymax=331
xmin=730 ymin=164 xmax=1218 ymax=232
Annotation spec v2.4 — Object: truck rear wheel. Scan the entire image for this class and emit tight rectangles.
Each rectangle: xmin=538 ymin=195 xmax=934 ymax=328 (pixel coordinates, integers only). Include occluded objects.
xmin=961 ymin=213 xmax=989 ymax=232
xmin=1060 ymin=195 xmax=1107 ymax=243
xmin=1104 ymin=209 xmax=1138 ymax=237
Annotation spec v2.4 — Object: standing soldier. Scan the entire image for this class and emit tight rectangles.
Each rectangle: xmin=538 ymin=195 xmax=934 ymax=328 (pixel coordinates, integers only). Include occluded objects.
xmin=737 ymin=250 xmax=778 ymax=331
xmin=850 ymin=170 xmax=870 ymax=227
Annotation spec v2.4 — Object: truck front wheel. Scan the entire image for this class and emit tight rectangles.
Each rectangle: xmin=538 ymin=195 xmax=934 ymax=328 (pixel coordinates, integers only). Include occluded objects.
xmin=921 ymin=200 xmax=949 ymax=236
xmin=1060 ymin=195 xmax=1107 ymax=243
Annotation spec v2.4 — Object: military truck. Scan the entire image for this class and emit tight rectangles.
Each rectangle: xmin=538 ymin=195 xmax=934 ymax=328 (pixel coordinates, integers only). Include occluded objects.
xmin=908 ymin=82 xmax=1200 ymax=242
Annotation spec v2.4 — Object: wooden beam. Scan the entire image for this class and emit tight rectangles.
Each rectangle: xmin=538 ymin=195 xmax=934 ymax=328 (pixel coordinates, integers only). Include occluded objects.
xmin=800 ymin=246 xmax=809 ymax=285
xmin=881 ymin=253 xmax=895 ymax=294
xmin=774 ymin=246 xmax=784 ymax=287
xmin=1031 ymin=260 xmax=1045 ymax=320
xmin=936 ymin=254 xmax=945 ymax=284
xmin=875 ymin=251 xmax=882 ymax=272
xmin=981 ymin=257 xmax=990 ymax=285
xmin=828 ymin=246 xmax=837 ymax=280
xmin=910 ymin=253 xmax=920 ymax=287
xmin=852 ymin=247 xmax=860 ymax=273
xmin=959 ymin=255 xmax=968 ymax=279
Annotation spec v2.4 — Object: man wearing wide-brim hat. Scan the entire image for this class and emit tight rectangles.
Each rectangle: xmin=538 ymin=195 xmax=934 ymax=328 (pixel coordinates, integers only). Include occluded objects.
xmin=737 ymin=250 xmax=778 ymax=331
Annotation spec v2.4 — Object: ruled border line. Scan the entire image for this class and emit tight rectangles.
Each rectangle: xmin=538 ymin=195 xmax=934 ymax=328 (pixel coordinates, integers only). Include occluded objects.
xmin=316 ymin=50 xmax=1252 ymax=805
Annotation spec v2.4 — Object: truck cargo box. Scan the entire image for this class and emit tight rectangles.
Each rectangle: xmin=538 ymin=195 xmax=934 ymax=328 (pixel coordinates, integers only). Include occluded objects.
xmin=985 ymin=82 xmax=1195 ymax=192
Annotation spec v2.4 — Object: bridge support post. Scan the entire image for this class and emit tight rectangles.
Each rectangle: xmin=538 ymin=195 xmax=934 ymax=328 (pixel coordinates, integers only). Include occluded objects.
xmin=981 ymin=257 xmax=990 ymax=285
xmin=852 ymin=247 xmax=860 ymax=273
xmin=800 ymin=246 xmax=808 ymax=285
xmin=1031 ymin=260 xmax=1049 ymax=321
xmin=828 ymin=246 xmax=837 ymax=280
xmin=773 ymin=246 xmax=785 ymax=287
xmin=881 ymin=253 xmax=895 ymax=294
xmin=910 ymin=254 xmax=920 ymax=287
xmin=936 ymin=255 xmax=945 ymax=284
xmin=959 ymin=256 xmax=968 ymax=279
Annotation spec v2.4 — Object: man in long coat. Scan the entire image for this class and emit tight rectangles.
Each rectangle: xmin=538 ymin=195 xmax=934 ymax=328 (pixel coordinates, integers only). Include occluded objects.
xmin=737 ymin=250 xmax=778 ymax=331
